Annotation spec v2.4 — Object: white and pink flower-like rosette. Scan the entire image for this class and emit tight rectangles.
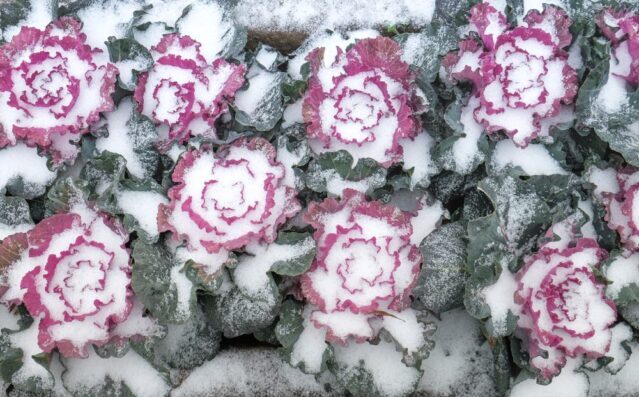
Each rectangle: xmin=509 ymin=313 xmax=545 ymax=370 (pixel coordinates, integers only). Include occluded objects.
xmin=300 ymin=189 xmax=422 ymax=344
xmin=134 ymin=34 xmax=246 ymax=151
xmin=596 ymin=8 xmax=639 ymax=86
xmin=303 ymin=36 xmax=424 ymax=167
xmin=0 ymin=17 xmax=118 ymax=164
xmin=159 ymin=137 xmax=301 ymax=273
xmin=0 ymin=209 xmax=132 ymax=357
xmin=443 ymin=4 xmax=578 ymax=147
xmin=515 ymin=232 xmax=616 ymax=380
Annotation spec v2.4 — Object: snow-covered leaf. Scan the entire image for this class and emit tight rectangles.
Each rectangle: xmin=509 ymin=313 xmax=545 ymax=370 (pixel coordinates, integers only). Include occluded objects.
xmin=131 ymin=240 xmax=197 ymax=324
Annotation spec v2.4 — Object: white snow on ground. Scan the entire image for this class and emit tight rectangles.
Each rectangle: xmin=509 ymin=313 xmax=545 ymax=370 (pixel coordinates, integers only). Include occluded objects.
xmin=234 ymin=0 xmax=435 ymax=32
xmin=172 ymin=348 xmax=332 ymax=397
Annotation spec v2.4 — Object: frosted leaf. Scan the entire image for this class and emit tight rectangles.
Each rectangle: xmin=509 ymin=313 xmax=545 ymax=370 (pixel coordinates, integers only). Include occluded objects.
xmin=399 ymin=132 xmax=439 ymax=189
xmin=0 ymin=144 xmax=56 ymax=199
xmin=106 ymin=37 xmax=154 ymax=90
xmin=418 ymin=309 xmax=497 ymax=396
xmin=604 ymin=252 xmax=639 ymax=303
xmin=172 ymin=347 xmax=329 ymax=397
xmin=381 ymin=308 xmax=436 ymax=367
xmin=131 ymin=240 xmax=197 ymax=323
xmin=413 ymin=222 xmax=467 ymax=314
xmin=305 ymin=151 xmax=387 ymax=197
xmin=72 ymin=0 xmax=143 ymax=53
xmin=154 ymin=304 xmax=221 ymax=370
xmin=0 ymin=196 xmax=33 ymax=241
xmin=509 ymin=357 xmax=588 ymax=397
xmin=0 ymin=317 xmax=54 ymax=394
xmin=436 ymin=96 xmax=488 ymax=175
xmin=234 ymin=62 xmax=286 ymax=131
xmin=1 ymin=0 xmax=56 ymax=42
xmin=332 ymin=339 xmax=423 ymax=397
xmin=94 ymin=98 xmax=160 ymax=179
xmin=481 ymin=265 xmax=518 ymax=336
xmin=61 ymin=347 xmax=170 ymax=397
xmin=490 ymin=140 xmax=568 ymax=176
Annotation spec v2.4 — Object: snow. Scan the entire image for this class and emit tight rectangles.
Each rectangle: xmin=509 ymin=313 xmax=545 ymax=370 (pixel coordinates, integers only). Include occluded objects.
xmin=2 ymin=0 xmax=55 ymax=42
xmin=234 ymin=0 xmax=436 ymax=33
xmin=288 ymin=30 xmax=379 ymax=80
xmin=62 ymin=347 xmax=170 ymax=397
xmin=587 ymin=166 xmax=620 ymax=200
xmin=234 ymin=64 xmax=282 ymax=121
xmin=410 ymin=196 xmax=445 ymax=246
xmin=450 ymin=97 xmax=486 ymax=174
xmin=175 ymin=1 xmax=238 ymax=61
xmin=8 ymin=318 xmax=54 ymax=390
xmin=604 ymin=252 xmax=639 ymax=300
xmin=602 ymin=322 xmax=634 ymax=374
xmin=282 ymin=99 xmax=304 ymax=128
xmin=172 ymin=348 xmax=329 ymax=397
xmin=76 ymin=0 xmax=143 ymax=52
xmin=482 ymin=265 xmax=518 ymax=335
xmin=0 ymin=223 xmax=32 ymax=241
xmin=510 ymin=358 xmax=588 ymax=397
xmin=589 ymin=340 xmax=639 ymax=396
xmin=400 ymin=132 xmax=439 ymax=188
xmin=0 ymin=305 xmax=20 ymax=331
xmin=95 ymin=98 xmax=157 ymax=178
xmin=290 ymin=305 xmax=329 ymax=374
xmin=170 ymin=263 xmax=195 ymax=321
xmin=0 ymin=144 xmax=57 ymax=197
xmin=491 ymin=140 xmax=567 ymax=175
xmin=382 ymin=308 xmax=429 ymax=355
xmin=116 ymin=189 xmax=168 ymax=237
xmin=333 ymin=339 xmax=422 ymax=397
xmin=233 ymin=238 xmax=315 ymax=296
xmin=418 ymin=309 xmax=496 ymax=396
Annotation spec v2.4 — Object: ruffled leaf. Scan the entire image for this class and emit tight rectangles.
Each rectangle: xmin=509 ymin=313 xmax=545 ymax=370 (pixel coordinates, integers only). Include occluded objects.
xmin=131 ymin=239 xmax=197 ymax=324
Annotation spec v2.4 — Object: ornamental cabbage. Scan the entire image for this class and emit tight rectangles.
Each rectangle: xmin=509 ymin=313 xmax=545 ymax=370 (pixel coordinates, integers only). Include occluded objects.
xmin=159 ymin=137 xmax=301 ymax=267
xmin=0 ymin=17 xmax=118 ymax=164
xmin=0 ymin=208 xmax=132 ymax=357
xmin=303 ymin=36 xmax=424 ymax=167
xmin=300 ymin=189 xmax=421 ymax=343
xmin=134 ymin=33 xmax=246 ymax=151
xmin=443 ymin=4 xmax=578 ymax=147
xmin=515 ymin=231 xmax=616 ymax=380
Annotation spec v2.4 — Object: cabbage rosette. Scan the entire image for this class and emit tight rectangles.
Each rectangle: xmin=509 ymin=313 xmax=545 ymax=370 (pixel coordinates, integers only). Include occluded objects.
xmin=0 ymin=17 xmax=118 ymax=163
xmin=300 ymin=189 xmax=422 ymax=344
xmin=443 ymin=4 xmax=578 ymax=147
xmin=134 ymin=33 xmax=246 ymax=151
xmin=0 ymin=208 xmax=132 ymax=357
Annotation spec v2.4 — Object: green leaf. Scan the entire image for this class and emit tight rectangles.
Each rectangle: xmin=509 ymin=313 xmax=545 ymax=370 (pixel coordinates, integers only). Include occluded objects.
xmin=106 ymin=37 xmax=153 ymax=90
xmin=80 ymin=152 xmax=127 ymax=204
xmin=414 ymin=222 xmax=468 ymax=313
xmin=0 ymin=196 xmax=33 ymax=236
xmin=99 ymin=178 xmax=167 ymax=244
xmin=394 ymin=22 xmax=457 ymax=82
xmin=576 ymin=57 xmax=639 ymax=167
xmin=305 ymin=150 xmax=387 ymax=195
xmin=44 ymin=177 xmax=90 ymax=216
xmin=0 ymin=0 xmax=57 ymax=37
xmin=92 ymin=98 xmax=160 ymax=180
xmin=0 ymin=314 xmax=53 ymax=394
xmin=274 ymin=300 xmax=332 ymax=374
xmin=269 ymin=232 xmax=315 ymax=276
xmin=234 ymin=65 xmax=286 ymax=131
xmin=131 ymin=240 xmax=197 ymax=324
xmin=202 ymin=283 xmax=281 ymax=338
xmin=153 ymin=303 xmax=222 ymax=370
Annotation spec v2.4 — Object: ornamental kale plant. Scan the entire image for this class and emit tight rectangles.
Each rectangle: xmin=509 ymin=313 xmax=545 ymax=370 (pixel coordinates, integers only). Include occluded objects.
xmin=1 ymin=0 xmax=639 ymax=396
